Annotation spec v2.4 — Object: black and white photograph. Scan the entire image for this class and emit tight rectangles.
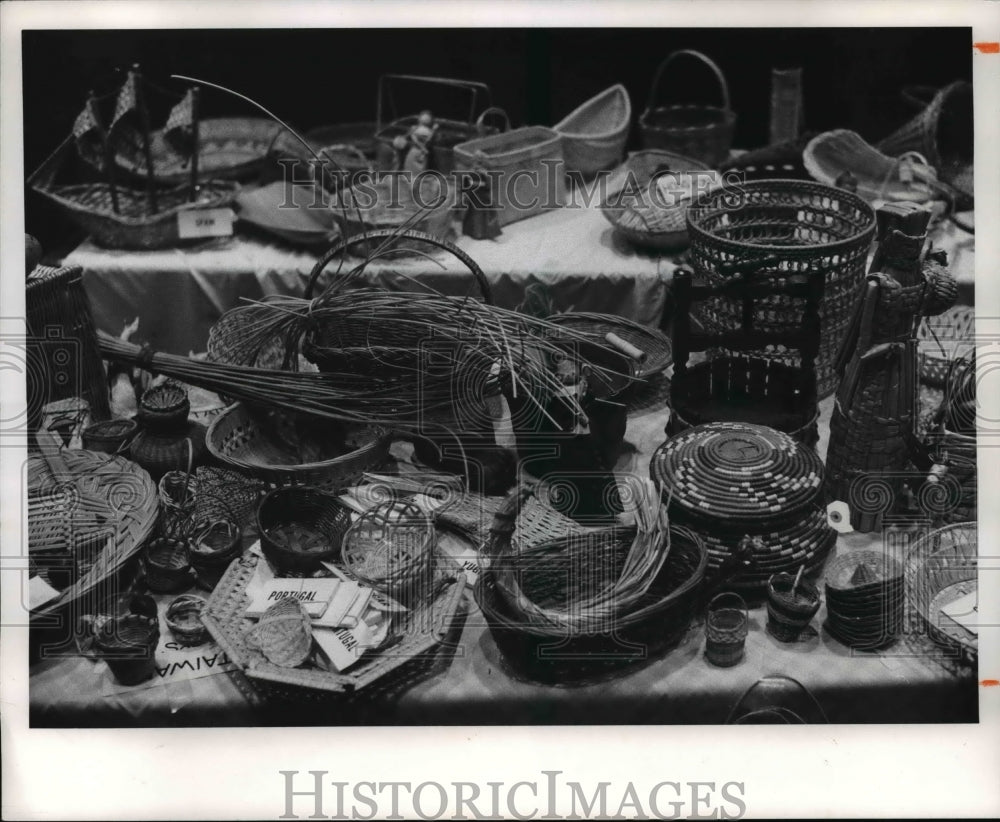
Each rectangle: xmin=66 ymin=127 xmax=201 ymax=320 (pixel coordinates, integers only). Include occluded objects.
xmin=2 ymin=1 xmax=999 ymax=819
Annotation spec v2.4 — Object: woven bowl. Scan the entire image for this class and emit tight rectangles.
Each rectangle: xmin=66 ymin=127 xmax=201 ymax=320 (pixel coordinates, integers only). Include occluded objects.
xmin=94 ymin=613 xmax=160 ymax=685
xmin=165 ymin=594 xmax=209 ymax=647
xmin=138 ymin=382 xmax=190 ymax=429
xmin=81 ymin=418 xmax=138 ymax=455
xmin=189 ymin=518 xmax=243 ymax=590
xmin=257 ymin=486 xmax=352 ymax=574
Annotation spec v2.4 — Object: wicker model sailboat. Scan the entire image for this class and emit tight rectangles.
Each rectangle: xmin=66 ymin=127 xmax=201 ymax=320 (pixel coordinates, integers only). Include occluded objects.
xmin=28 ymin=66 xmax=237 ymax=250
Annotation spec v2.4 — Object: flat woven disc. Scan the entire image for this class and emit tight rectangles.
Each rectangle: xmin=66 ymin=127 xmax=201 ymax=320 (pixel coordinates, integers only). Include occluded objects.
xmin=650 ymin=422 xmax=824 ymax=525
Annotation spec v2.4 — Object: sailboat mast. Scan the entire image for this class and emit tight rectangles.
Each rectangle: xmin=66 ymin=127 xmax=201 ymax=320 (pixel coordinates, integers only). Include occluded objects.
xmin=189 ymin=86 xmax=201 ymax=202
xmin=90 ymin=90 xmax=120 ymax=214
xmin=131 ymin=64 xmax=159 ymax=213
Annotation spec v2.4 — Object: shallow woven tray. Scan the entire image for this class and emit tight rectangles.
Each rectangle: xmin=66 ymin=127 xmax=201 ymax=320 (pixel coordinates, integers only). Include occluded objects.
xmin=546 ymin=312 xmax=672 ymax=380
xmin=28 ymin=449 xmax=158 ymax=622
xmin=905 ymin=522 xmax=977 ymax=665
xmin=201 ymin=549 xmax=466 ymax=698
xmin=649 ymin=422 xmax=824 ymax=526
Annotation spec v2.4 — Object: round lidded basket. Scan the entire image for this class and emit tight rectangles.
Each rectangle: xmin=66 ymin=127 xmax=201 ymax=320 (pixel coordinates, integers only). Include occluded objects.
xmin=81 ymin=418 xmax=138 ymax=455
xmin=639 ymin=50 xmax=737 ymax=167
xmin=144 ymin=537 xmax=192 ymax=593
xmin=94 ymin=613 xmax=160 ymax=686
xmin=165 ymin=594 xmax=209 ymax=647
xmin=257 ymin=485 xmax=353 ymax=574
xmin=341 ymin=498 xmax=436 ymax=597
xmin=686 ymin=179 xmax=877 ymax=399
xmin=705 ymin=591 xmax=749 ymax=667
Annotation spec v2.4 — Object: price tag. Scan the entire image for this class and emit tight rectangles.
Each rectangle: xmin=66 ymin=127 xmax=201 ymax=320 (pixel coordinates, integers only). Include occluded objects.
xmin=176 ymin=207 xmax=235 ymax=239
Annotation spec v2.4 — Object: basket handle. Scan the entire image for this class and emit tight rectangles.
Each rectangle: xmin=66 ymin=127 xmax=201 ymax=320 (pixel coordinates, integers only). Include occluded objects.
xmin=377 ymin=74 xmax=493 ymax=132
xmin=900 ymin=85 xmax=938 ymax=111
xmin=644 ymin=50 xmax=732 ymax=116
xmin=476 ymin=106 xmax=511 ymax=133
xmin=708 ymin=590 xmax=747 ymax=616
xmin=303 ymin=228 xmax=494 ymax=306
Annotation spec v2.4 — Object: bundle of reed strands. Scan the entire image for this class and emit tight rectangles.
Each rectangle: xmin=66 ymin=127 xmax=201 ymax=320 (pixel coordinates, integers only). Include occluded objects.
xmin=494 ymin=477 xmax=672 ymax=635
xmin=99 ymin=291 xmax=627 ymax=431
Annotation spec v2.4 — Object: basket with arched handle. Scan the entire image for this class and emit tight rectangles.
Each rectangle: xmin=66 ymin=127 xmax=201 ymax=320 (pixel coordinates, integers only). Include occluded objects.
xmin=639 ymin=50 xmax=737 ymax=166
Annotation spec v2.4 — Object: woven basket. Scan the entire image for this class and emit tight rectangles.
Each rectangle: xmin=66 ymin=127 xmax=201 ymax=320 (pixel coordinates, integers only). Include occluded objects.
xmin=668 ymin=355 xmax=819 ymax=446
xmin=639 ymin=50 xmax=737 ymax=167
xmin=475 ymin=486 xmax=708 ymax=684
xmin=765 ymin=573 xmax=820 ymax=642
xmin=877 ymin=82 xmax=974 ymax=203
xmin=554 ymin=84 xmax=631 ymax=177
xmin=704 ymin=592 xmax=748 ymax=667
xmin=918 ymin=305 xmax=975 ymax=387
xmin=145 ymin=537 xmax=192 ymax=593
xmin=244 ymin=596 xmax=314 ymax=668
xmin=546 ymin=311 xmax=673 ymax=381
xmin=138 ymin=382 xmax=191 ymax=428
xmin=686 ymin=179 xmax=877 ymax=398
xmin=81 ymin=418 xmax=137 ymax=455
xmin=28 ymin=138 xmax=238 ymax=250
xmin=206 ymin=402 xmax=390 ymax=491
xmin=157 ymin=469 xmax=198 ymax=539
xmin=257 ymin=485 xmax=353 ymax=573
xmin=26 ymin=263 xmax=111 ymax=428
xmin=453 ymin=126 xmax=566 ymax=226
xmin=341 ymin=499 xmax=435 ymax=597
xmin=600 ymin=149 xmax=714 ymax=250
xmin=202 ymin=549 xmax=467 ymax=699
xmin=94 ymin=613 xmax=160 ymax=686
xmin=28 ymin=449 xmax=159 ymax=624
xmin=165 ymin=593 xmax=210 ymax=647
xmin=905 ymin=522 xmax=977 ymax=665
xmin=189 ymin=518 xmax=244 ymax=591
xmin=434 ymin=491 xmax=590 ymax=550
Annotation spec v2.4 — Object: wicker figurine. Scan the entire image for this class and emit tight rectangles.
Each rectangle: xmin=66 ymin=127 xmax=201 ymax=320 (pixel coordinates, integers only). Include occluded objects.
xmin=824 ymin=203 xmax=957 ymax=531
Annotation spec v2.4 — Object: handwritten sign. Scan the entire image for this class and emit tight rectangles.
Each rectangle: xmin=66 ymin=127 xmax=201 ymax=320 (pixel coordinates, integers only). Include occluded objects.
xmin=177 ymin=207 xmax=235 ymax=239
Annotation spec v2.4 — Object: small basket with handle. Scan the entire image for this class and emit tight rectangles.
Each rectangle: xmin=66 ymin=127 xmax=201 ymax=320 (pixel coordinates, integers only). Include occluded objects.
xmin=704 ymin=591 xmax=749 ymax=667
xmin=639 ymin=50 xmax=737 ymax=167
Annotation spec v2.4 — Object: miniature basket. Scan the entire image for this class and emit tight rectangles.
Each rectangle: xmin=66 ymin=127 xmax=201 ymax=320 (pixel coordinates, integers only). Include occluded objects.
xmin=158 ymin=468 xmax=197 ymax=539
xmin=475 ymin=486 xmax=708 ymax=684
xmin=189 ymin=517 xmax=243 ymax=591
xmin=257 ymin=485 xmax=353 ymax=574
xmin=686 ymin=179 xmax=877 ymax=398
xmin=905 ymin=521 xmax=977 ymax=665
xmin=202 ymin=549 xmax=467 ymax=699
xmin=546 ymin=311 xmax=673 ymax=380
xmin=704 ymin=592 xmax=748 ymax=667
xmin=144 ymin=537 xmax=192 ymax=593
xmin=341 ymin=499 xmax=436 ymax=597
xmin=918 ymin=305 xmax=975 ymax=387
xmin=639 ymin=50 xmax=737 ymax=167
xmin=766 ymin=573 xmax=821 ymax=642
xmin=244 ymin=596 xmax=314 ymax=668
xmin=81 ymin=418 xmax=137 ymax=455
xmin=667 ymin=355 xmax=819 ymax=446
xmin=165 ymin=593 xmax=210 ymax=647
xmin=94 ymin=613 xmax=160 ymax=686
xmin=206 ymin=402 xmax=390 ymax=491
xmin=138 ymin=382 xmax=190 ymax=428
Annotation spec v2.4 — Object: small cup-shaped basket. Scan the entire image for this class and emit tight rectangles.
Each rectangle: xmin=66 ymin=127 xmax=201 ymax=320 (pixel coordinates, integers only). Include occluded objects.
xmin=138 ymin=381 xmax=191 ymax=430
xmin=158 ymin=470 xmax=198 ymax=538
xmin=94 ymin=613 xmax=160 ymax=685
xmin=705 ymin=591 xmax=749 ymax=667
xmin=145 ymin=537 xmax=192 ymax=593
xmin=341 ymin=498 xmax=435 ymax=597
xmin=766 ymin=572 xmax=821 ymax=642
xmin=244 ymin=596 xmax=313 ymax=668
xmin=257 ymin=486 xmax=352 ymax=574
xmin=165 ymin=594 xmax=209 ymax=646
xmin=189 ymin=517 xmax=243 ymax=590
xmin=81 ymin=418 xmax=138 ymax=455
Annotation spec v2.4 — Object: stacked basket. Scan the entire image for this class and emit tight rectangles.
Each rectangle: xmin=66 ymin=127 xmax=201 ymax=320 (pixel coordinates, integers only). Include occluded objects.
xmin=649 ymin=422 xmax=835 ymax=591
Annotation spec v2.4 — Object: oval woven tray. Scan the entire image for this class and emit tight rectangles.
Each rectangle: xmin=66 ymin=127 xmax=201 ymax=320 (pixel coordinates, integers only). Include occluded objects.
xmin=650 ymin=422 xmax=824 ymax=525
xmin=546 ymin=312 xmax=672 ymax=380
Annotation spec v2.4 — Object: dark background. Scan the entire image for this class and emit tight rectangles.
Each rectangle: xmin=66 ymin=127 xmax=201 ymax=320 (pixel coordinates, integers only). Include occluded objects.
xmin=23 ymin=27 xmax=972 ymax=255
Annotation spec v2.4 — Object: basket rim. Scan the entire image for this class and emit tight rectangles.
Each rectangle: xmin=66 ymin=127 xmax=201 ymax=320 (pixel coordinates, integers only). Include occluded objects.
xmin=554 ymin=83 xmax=632 ymax=142
xmin=686 ymin=178 xmax=877 ymax=256
xmin=640 ymin=103 xmax=737 ymax=129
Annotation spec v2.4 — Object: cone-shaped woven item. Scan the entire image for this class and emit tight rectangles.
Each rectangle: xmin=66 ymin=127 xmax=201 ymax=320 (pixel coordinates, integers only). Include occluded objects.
xmin=245 ymin=596 xmax=313 ymax=668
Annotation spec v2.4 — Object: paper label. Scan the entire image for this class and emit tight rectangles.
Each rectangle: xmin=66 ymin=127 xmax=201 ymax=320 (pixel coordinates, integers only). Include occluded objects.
xmin=244 ymin=577 xmax=340 ymax=619
xmin=176 ymin=207 xmax=235 ymax=239
xmin=436 ymin=531 xmax=482 ymax=585
xmin=312 ymin=612 xmax=391 ymax=673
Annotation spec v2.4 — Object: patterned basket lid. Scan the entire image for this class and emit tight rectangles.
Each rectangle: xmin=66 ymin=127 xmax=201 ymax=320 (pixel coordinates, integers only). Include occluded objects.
xmin=650 ymin=422 xmax=824 ymax=525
